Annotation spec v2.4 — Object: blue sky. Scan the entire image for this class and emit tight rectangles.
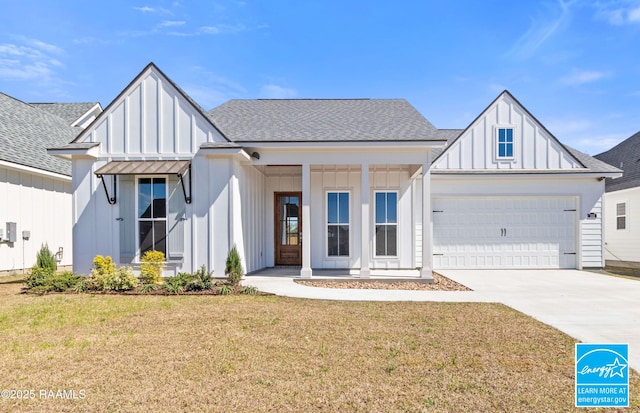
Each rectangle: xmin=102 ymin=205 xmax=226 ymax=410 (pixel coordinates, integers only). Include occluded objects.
xmin=1 ymin=0 xmax=639 ymax=155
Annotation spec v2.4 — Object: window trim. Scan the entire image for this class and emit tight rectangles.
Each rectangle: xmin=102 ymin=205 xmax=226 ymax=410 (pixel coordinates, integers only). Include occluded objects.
xmin=135 ymin=175 xmax=168 ymax=260
xmin=616 ymin=201 xmax=627 ymax=231
xmin=495 ymin=125 xmax=516 ymax=161
xmin=374 ymin=190 xmax=399 ymax=258
xmin=325 ymin=190 xmax=351 ymax=258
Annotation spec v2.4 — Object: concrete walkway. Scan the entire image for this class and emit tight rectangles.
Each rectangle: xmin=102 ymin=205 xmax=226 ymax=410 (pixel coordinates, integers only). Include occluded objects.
xmin=242 ymin=269 xmax=640 ymax=371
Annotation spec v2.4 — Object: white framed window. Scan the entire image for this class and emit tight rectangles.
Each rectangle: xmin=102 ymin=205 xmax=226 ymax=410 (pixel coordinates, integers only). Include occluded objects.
xmin=374 ymin=191 xmax=398 ymax=257
xmin=137 ymin=176 xmax=167 ymax=257
xmin=496 ymin=127 xmax=515 ymax=160
xmin=327 ymin=191 xmax=349 ymax=257
xmin=616 ymin=202 xmax=627 ymax=230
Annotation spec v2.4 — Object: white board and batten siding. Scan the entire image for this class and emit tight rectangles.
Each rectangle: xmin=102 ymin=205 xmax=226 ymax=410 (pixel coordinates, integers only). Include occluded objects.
xmin=0 ymin=165 xmax=73 ymax=272
xmin=430 ymin=92 xmax=605 ymax=269
xmin=79 ymin=67 xmax=226 ymax=157
xmin=70 ymin=65 xmax=230 ymax=275
xmin=433 ymin=93 xmax=582 ymax=172
xmin=602 ymin=187 xmax=640 ymax=264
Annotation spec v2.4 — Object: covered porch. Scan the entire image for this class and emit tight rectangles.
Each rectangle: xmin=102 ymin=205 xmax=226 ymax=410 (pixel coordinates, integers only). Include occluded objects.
xmin=241 ymin=144 xmax=437 ymax=280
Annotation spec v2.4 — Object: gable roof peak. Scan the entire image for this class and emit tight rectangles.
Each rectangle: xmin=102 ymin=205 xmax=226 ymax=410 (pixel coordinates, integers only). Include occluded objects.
xmin=72 ymin=62 xmax=229 ymax=143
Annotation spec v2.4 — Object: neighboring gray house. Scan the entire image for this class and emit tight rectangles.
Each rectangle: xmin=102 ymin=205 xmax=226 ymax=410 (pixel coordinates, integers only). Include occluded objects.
xmin=0 ymin=93 xmax=101 ymax=272
xmin=595 ymin=132 xmax=640 ymax=268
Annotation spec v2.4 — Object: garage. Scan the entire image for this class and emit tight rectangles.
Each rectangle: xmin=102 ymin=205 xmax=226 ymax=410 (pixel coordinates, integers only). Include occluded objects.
xmin=433 ymin=197 xmax=577 ymax=269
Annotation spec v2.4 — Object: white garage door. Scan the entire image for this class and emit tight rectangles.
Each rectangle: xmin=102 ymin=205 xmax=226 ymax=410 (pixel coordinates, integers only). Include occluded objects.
xmin=433 ymin=197 xmax=577 ymax=269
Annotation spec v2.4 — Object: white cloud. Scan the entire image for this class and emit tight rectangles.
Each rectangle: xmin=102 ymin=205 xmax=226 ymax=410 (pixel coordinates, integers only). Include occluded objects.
xmin=259 ymin=84 xmax=297 ymax=99
xmin=0 ymin=37 xmax=71 ymax=98
xmin=560 ymin=69 xmax=610 ymax=85
xmin=574 ymin=134 xmax=628 ymax=154
xmin=181 ymin=66 xmax=248 ymax=109
xmin=547 ymin=118 xmax=592 ymax=134
xmin=159 ymin=20 xmax=186 ymax=28
xmin=199 ymin=24 xmax=246 ymax=35
xmin=134 ymin=6 xmax=156 ymax=13
xmin=594 ymin=1 xmax=640 ymax=25
xmin=506 ymin=0 xmax=573 ymax=60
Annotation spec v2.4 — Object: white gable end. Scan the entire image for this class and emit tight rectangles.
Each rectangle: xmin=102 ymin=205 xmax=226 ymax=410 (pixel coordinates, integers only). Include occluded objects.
xmin=76 ymin=65 xmax=226 ymax=156
xmin=433 ymin=92 xmax=583 ymax=171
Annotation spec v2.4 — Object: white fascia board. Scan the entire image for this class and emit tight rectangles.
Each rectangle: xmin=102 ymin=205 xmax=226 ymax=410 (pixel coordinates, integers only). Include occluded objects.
xmin=236 ymin=140 xmax=447 ymax=149
xmin=0 ymin=160 xmax=71 ymax=181
xmin=431 ymin=171 xmax=621 ymax=180
xmin=198 ymin=148 xmax=252 ymax=160
xmin=71 ymin=103 xmax=103 ymax=128
xmin=47 ymin=145 xmax=100 ymax=160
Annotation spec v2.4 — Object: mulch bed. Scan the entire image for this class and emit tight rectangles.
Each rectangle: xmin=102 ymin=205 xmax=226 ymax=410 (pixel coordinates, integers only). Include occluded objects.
xmin=295 ymin=272 xmax=471 ymax=291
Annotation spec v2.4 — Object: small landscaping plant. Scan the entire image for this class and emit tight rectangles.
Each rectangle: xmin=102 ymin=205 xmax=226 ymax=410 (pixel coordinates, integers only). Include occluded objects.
xmin=27 ymin=271 xmax=81 ymax=293
xmin=225 ymin=245 xmax=244 ymax=286
xmin=25 ymin=244 xmax=81 ymax=293
xmin=36 ymin=244 xmax=57 ymax=273
xmin=189 ymin=265 xmax=213 ymax=291
xmin=86 ymin=255 xmax=138 ymax=291
xmin=140 ymin=250 xmax=165 ymax=284
xmin=165 ymin=275 xmax=185 ymax=294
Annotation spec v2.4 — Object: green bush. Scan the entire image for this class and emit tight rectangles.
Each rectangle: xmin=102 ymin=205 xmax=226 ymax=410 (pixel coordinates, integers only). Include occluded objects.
xmin=86 ymin=255 xmax=138 ymax=291
xmin=140 ymin=250 xmax=165 ymax=285
xmin=25 ymin=266 xmax=54 ymax=289
xmin=217 ymin=285 xmax=232 ymax=295
xmin=225 ymin=245 xmax=244 ymax=286
xmin=239 ymin=285 xmax=259 ymax=295
xmin=189 ymin=265 xmax=213 ymax=291
xmin=35 ymin=244 xmax=57 ymax=273
xmin=25 ymin=269 xmax=81 ymax=293
xmin=46 ymin=271 xmax=82 ymax=292
xmin=165 ymin=276 xmax=185 ymax=294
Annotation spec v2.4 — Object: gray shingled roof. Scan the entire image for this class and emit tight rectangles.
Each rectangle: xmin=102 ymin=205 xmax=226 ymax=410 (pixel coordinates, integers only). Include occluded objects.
xmin=595 ymin=131 xmax=640 ymax=192
xmin=31 ymin=102 xmax=98 ymax=125
xmin=0 ymin=93 xmax=79 ymax=176
xmin=208 ymin=99 xmax=444 ymax=142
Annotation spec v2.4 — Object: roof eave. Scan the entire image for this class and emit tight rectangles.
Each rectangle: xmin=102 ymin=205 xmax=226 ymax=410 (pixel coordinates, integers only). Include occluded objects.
xmin=234 ymin=140 xmax=448 ymax=149
xmin=47 ymin=142 xmax=100 ymax=160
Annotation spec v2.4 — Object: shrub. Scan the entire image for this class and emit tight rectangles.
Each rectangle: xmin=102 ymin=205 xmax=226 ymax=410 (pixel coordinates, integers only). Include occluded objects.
xmin=92 ymin=255 xmax=117 ymax=277
xmin=139 ymin=283 xmax=158 ymax=293
xmin=217 ymin=285 xmax=232 ymax=295
xmin=25 ymin=269 xmax=81 ymax=293
xmin=25 ymin=266 xmax=54 ymax=289
xmin=86 ymin=255 xmax=138 ymax=291
xmin=46 ymin=271 xmax=82 ymax=292
xmin=239 ymin=285 xmax=260 ymax=295
xmin=165 ymin=276 xmax=185 ymax=294
xmin=109 ymin=267 xmax=139 ymax=291
xmin=140 ymin=250 xmax=165 ymax=285
xmin=35 ymin=244 xmax=57 ymax=273
xmin=225 ymin=245 xmax=244 ymax=286
xmin=189 ymin=265 xmax=213 ymax=291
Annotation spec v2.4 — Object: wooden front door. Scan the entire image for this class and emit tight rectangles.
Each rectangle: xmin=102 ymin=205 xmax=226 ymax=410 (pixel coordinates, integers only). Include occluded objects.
xmin=275 ymin=192 xmax=302 ymax=266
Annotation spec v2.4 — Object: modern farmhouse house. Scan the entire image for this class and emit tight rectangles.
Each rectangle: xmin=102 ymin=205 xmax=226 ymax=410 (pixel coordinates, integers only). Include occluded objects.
xmin=49 ymin=63 xmax=620 ymax=278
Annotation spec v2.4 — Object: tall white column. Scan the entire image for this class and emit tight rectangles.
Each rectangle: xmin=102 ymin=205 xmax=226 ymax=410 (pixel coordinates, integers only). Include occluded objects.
xmin=420 ymin=154 xmax=434 ymax=280
xmin=300 ymin=163 xmax=312 ymax=278
xmin=360 ymin=163 xmax=371 ymax=278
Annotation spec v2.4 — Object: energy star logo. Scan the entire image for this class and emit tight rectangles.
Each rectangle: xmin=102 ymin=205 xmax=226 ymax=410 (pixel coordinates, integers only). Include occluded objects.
xmin=575 ymin=343 xmax=628 ymax=407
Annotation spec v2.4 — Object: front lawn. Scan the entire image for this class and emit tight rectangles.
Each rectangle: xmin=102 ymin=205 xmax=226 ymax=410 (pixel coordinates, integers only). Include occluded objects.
xmin=0 ymin=282 xmax=637 ymax=412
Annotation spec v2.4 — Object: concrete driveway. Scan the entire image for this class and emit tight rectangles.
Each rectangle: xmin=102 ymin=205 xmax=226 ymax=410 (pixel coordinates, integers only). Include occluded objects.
xmin=440 ymin=269 xmax=640 ymax=372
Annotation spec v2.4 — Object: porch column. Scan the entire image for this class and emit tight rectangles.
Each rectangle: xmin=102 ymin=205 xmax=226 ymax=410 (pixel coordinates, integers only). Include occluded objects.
xmin=360 ymin=163 xmax=371 ymax=278
xmin=300 ymin=163 xmax=312 ymax=278
xmin=420 ymin=155 xmax=434 ymax=280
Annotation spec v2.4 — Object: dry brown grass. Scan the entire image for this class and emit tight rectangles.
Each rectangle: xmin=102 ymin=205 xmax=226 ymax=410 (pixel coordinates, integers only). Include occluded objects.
xmin=0 ymin=282 xmax=637 ymax=412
